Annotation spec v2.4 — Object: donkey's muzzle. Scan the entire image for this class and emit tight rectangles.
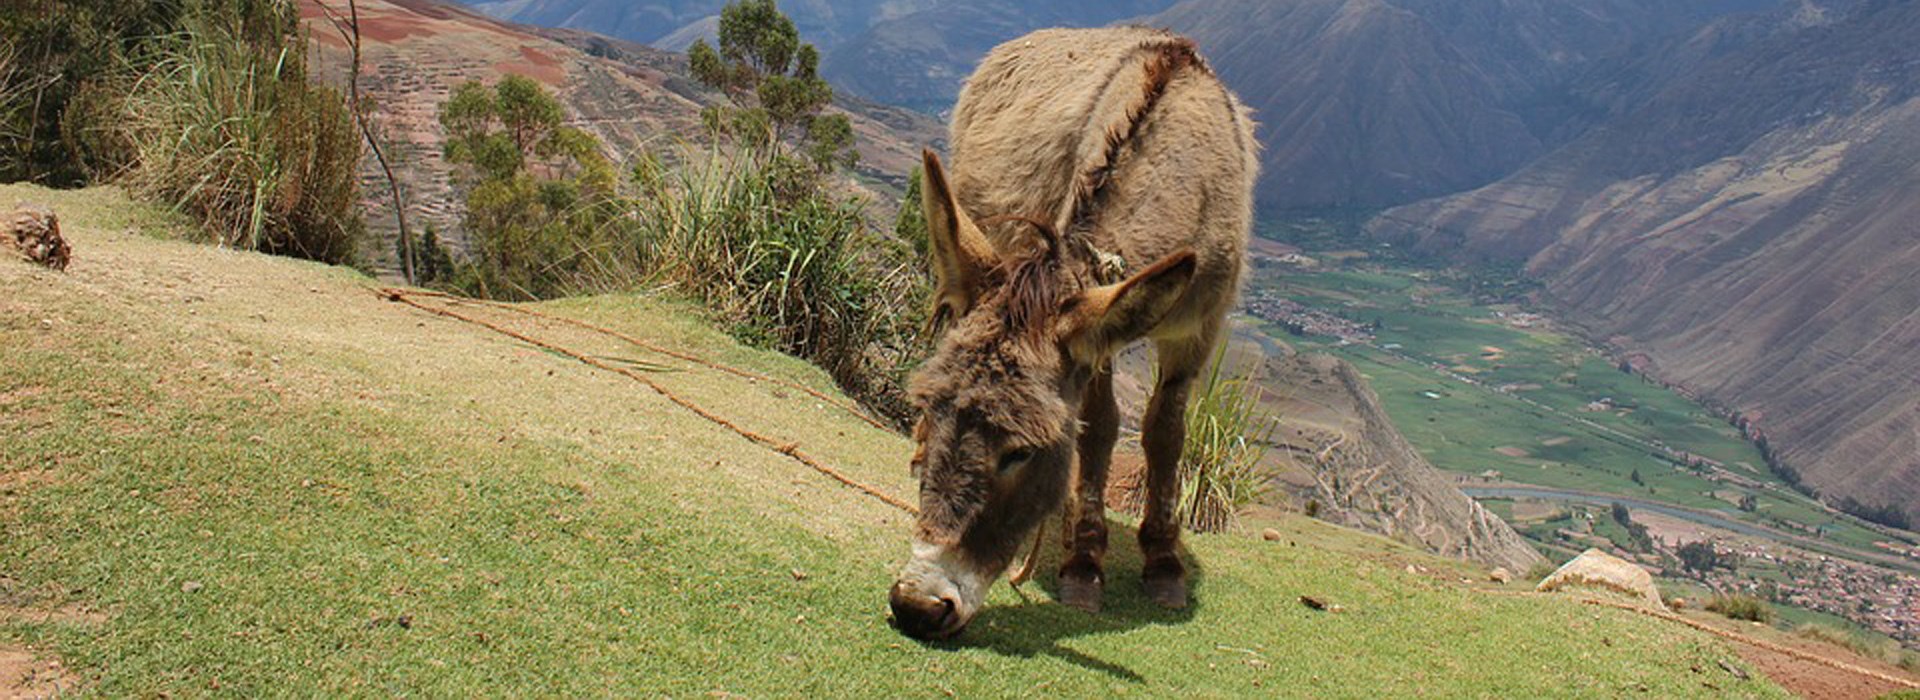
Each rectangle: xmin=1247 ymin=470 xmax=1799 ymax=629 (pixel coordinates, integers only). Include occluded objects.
xmin=889 ymin=580 xmax=963 ymax=640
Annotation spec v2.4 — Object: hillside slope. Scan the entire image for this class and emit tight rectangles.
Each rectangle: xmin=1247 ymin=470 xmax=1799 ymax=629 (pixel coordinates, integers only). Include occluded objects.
xmin=0 ymin=185 xmax=1792 ymax=696
xmin=1149 ymin=0 xmax=1779 ymax=213
xmin=297 ymin=0 xmax=940 ymax=268
xmin=1367 ymin=0 xmax=1920 ymax=524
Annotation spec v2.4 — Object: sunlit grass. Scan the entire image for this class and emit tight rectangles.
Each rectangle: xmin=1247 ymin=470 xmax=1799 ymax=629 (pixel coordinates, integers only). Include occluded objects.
xmin=0 ymin=187 xmax=1787 ymax=696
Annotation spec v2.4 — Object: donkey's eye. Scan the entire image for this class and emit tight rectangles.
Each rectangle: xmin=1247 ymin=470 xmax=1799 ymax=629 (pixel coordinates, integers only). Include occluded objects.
xmin=997 ymin=447 xmax=1035 ymax=474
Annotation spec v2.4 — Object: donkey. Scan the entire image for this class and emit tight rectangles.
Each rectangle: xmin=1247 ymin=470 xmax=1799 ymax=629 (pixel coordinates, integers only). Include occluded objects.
xmin=888 ymin=27 xmax=1257 ymax=640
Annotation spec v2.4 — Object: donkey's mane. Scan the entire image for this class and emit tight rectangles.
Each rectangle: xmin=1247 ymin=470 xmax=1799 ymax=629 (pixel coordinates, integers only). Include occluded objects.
xmin=983 ymin=215 xmax=1068 ymax=344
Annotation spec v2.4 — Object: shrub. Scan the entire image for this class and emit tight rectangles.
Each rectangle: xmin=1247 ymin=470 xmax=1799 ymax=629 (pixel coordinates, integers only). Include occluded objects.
xmin=396 ymin=223 xmax=454 ymax=286
xmin=580 ymin=147 xmax=923 ymax=422
xmin=0 ymin=0 xmax=188 ymax=184
xmin=1704 ymin=593 xmax=1772 ymax=623
xmin=110 ymin=1 xmax=363 ymax=263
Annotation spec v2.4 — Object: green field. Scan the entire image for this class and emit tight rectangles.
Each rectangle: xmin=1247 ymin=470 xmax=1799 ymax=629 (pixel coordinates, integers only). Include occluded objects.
xmin=1250 ymin=261 xmax=1890 ymax=554
xmin=0 ymin=186 xmax=1787 ymax=696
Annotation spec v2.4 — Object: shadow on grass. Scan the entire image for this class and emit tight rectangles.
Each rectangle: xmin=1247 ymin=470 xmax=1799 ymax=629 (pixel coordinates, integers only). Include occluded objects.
xmin=919 ymin=518 xmax=1204 ymax=686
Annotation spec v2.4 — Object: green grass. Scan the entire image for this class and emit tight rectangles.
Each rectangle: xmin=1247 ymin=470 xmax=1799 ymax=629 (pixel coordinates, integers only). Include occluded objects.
xmin=0 ymin=185 xmax=1788 ymax=696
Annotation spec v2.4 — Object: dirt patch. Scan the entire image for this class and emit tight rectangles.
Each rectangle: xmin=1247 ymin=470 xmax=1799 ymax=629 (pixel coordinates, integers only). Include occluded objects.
xmin=1730 ymin=638 xmax=1916 ymax=699
xmin=1493 ymin=446 xmax=1531 ymax=458
xmin=1635 ymin=511 xmax=1713 ymax=548
xmin=1479 ymin=346 xmax=1506 ymax=361
xmin=1540 ymin=436 xmax=1573 ymax=447
xmin=1508 ymin=500 xmax=1562 ymax=523
xmin=0 ymin=646 xmax=79 ymax=699
xmin=0 ymin=603 xmax=107 ymax=627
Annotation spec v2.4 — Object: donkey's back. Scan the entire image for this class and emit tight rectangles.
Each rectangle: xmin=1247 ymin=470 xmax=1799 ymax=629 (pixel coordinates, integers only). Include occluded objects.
xmin=948 ymin=27 xmax=1257 ymax=339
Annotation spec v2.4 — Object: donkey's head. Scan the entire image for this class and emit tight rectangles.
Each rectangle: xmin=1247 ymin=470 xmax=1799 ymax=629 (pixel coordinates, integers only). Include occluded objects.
xmin=888 ymin=151 xmax=1196 ymax=640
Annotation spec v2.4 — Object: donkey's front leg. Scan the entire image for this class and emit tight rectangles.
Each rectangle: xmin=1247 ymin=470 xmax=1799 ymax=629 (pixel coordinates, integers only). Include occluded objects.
xmin=1139 ymin=337 xmax=1209 ymax=608
xmin=1060 ymin=366 xmax=1118 ymax=612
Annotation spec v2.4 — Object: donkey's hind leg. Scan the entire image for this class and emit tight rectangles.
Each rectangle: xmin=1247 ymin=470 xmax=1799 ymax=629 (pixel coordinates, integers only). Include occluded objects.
xmin=1060 ymin=365 xmax=1118 ymax=612
xmin=1138 ymin=331 xmax=1216 ymax=608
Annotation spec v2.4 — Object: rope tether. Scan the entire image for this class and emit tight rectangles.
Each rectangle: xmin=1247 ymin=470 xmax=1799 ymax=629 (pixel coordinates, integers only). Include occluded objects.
xmin=380 ymin=288 xmax=918 ymax=515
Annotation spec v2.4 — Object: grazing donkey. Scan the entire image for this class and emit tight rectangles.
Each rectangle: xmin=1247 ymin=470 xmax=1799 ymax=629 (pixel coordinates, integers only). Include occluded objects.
xmin=889 ymin=27 xmax=1257 ymax=640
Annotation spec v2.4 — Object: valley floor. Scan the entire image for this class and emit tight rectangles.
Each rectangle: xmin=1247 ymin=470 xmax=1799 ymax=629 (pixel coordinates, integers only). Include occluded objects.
xmin=0 ymin=185 xmax=1821 ymax=696
xmin=1242 ymin=242 xmax=1920 ymax=655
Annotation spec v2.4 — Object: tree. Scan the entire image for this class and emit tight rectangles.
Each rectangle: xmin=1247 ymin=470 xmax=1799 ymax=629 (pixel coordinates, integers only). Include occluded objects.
xmin=439 ymin=75 xmax=614 ymax=299
xmin=1677 ymin=541 xmax=1723 ymax=573
xmin=1630 ymin=468 xmax=1644 ymax=486
xmin=687 ymin=0 xmax=856 ymax=171
xmin=315 ymin=0 xmax=417 ymax=283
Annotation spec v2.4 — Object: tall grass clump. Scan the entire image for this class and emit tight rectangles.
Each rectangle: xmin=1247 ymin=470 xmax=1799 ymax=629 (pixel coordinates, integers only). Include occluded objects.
xmin=583 ymin=147 xmax=923 ymax=422
xmin=1704 ymin=593 xmax=1772 ymax=623
xmin=109 ymin=0 xmax=363 ymax=263
xmin=1126 ymin=348 xmax=1274 ymax=533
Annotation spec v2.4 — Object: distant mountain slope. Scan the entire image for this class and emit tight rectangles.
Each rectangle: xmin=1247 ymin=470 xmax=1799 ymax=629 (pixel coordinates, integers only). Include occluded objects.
xmin=1148 ymin=0 xmax=1779 ymax=213
xmin=461 ymin=0 xmax=931 ymax=48
xmin=816 ymin=1 xmax=1178 ymax=114
xmin=298 ymin=0 xmax=940 ymax=269
xmin=1367 ymin=0 xmax=1920 ymax=523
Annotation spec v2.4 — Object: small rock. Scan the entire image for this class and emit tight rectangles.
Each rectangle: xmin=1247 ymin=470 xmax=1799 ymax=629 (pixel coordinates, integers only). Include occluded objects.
xmin=3 ymin=204 xmax=72 ymax=270
xmin=1490 ymin=567 xmax=1513 ymax=584
xmin=1261 ymin=528 xmax=1282 ymax=542
xmin=181 ymin=581 xmax=204 ymax=593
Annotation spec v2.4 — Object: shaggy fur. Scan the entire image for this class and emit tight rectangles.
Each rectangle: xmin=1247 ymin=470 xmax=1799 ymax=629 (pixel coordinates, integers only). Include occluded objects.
xmin=889 ymin=27 xmax=1257 ymax=640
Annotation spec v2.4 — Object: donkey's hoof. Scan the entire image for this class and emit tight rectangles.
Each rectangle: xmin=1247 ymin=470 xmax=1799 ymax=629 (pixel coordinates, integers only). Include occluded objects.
xmin=1143 ymin=574 xmax=1188 ymax=609
xmin=1058 ymin=575 xmax=1103 ymax=613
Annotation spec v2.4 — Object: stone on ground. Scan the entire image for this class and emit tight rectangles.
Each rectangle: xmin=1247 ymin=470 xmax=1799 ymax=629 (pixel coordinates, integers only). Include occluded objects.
xmin=1535 ymin=548 xmax=1667 ymax=611
xmin=3 ymin=204 xmax=71 ymax=271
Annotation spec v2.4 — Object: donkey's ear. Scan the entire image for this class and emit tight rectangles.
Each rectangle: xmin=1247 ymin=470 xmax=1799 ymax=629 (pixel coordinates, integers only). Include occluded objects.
xmin=921 ymin=149 xmax=998 ymax=333
xmin=1059 ymin=250 xmax=1198 ymax=364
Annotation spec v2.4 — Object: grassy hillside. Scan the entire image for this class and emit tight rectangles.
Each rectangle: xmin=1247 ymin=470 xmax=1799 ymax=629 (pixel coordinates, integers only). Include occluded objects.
xmin=0 ymin=185 xmax=1786 ymax=696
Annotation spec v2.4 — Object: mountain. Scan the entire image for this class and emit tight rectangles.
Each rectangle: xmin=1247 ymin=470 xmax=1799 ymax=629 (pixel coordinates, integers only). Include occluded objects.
xmin=297 ymin=0 xmax=940 ymax=269
xmin=1146 ymin=0 xmax=1780 ymax=213
xmin=816 ymin=1 xmax=1178 ymax=114
xmin=1367 ymin=0 xmax=1920 ymax=524
xmin=460 ymin=0 xmax=1182 ymax=114
xmin=460 ymin=0 xmax=932 ymax=49
xmin=456 ymin=0 xmax=1778 ymax=214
